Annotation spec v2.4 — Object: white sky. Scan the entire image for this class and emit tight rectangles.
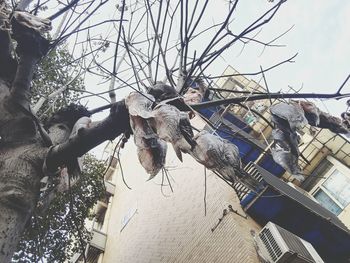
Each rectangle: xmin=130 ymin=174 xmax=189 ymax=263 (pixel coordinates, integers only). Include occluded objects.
xmin=225 ymin=0 xmax=350 ymax=116
xmin=43 ymin=0 xmax=350 ymax=156
xmin=60 ymin=0 xmax=350 ymax=116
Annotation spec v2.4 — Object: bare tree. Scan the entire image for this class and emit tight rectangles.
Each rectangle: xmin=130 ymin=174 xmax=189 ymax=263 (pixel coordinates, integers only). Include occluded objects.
xmin=0 ymin=0 xmax=349 ymax=261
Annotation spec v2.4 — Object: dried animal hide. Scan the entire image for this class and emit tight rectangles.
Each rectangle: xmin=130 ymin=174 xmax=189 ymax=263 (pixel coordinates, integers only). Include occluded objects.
xmin=297 ymin=100 xmax=349 ymax=135
xmin=318 ymin=112 xmax=349 ymax=135
xmin=47 ymin=116 xmax=92 ymax=182
xmin=0 ymin=3 xmax=11 ymax=30
xmin=148 ymin=82 xmax=194 ymax=112
xmin=13 ymin=11 xmax=52 ymax=34
xmin=270 ymin=102 xmax=308 ymax=132
xmin=126 ymin=92 xmax=154 ymax=119
xmin=125 ymin=92 xmax=167 ymax=178
xmin=138 ymin=140 xmax=167 ymax=180
xmin=126 ymin=91 xmax=198 ymax=177
xmin=270 ymin=100 xmax=350 ymax=182
xmin=149 ymin=104 xmax=195 ymax=161
xmin=271 ymin=147 xmax=304 ymax=181
xmin=69 ymin=116 xmax=92 ymax=172
xmin=341 ymin=112 xmax=350 ymax=130
xmin=148 ymin=82 xmax=178 ymax=102
xmin=183 ymin=78 xmax=207 ymax=104
xmin=297 ymin=101 xmax=321 ymax=126
xmin=184 ymin=87 xmax=203 ymax=104
xmin=191 ymin=130 xmax=257 ymax=188
xmin=270 ymin=102 xmax=307 ymax=181
xmin=271 ymin=127 xmax=300 ymax=156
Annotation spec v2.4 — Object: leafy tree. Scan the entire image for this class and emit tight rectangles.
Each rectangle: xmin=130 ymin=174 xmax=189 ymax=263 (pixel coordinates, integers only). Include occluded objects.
xmin=31 ymin=45 xmax=85 ymax=118
xmin=13 ymin=155 xmax=105 ymax=263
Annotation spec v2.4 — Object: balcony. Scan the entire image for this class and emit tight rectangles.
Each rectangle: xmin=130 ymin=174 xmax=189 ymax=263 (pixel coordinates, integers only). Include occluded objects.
xmin=95 ymin=200 xmax=108 ymax=218
xmin=72 ymin=229 xmax=107 ymax=263
xmin=104 ymin=180 xmax=115 ymax=196
xmin=90 ymin=228 xmax=107 ymax=251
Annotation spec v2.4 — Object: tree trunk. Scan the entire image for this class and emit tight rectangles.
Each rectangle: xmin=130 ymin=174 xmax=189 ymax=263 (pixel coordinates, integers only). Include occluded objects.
xmin=0 ymin=79 xmax=48 ymax=262
xmin=0 ymin=76 xmax=130 ymax=261
xmin=0 ymin=145 xmax=45 ymax=261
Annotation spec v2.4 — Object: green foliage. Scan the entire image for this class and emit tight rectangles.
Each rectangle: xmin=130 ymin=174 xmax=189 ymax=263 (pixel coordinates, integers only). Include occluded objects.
xmin=12 ymin=155 xmax=106 ymax=263
xmin=31 ymin=46 xmax=85 ymax=119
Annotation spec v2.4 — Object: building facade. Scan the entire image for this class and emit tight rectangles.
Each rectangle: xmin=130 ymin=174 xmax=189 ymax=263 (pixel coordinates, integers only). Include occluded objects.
xmin=72 ymin=66 xmax=350 ymax=262
xmin=213 ymin=66 xmax=350 ymax=230
xmin=73 ymin=116 xmax=261 ymax=263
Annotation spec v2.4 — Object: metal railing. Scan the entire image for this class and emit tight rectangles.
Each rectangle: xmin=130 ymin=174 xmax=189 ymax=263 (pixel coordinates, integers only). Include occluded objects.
xmin=233 ymin=162 xmax=263 ymax=201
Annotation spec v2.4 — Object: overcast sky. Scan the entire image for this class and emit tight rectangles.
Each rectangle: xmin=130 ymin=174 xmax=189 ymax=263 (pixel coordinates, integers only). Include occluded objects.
xmin=62 ymin=0 xmax=349 ymax=117
xmin=45 ymin=0 xmax=350 ymax=156
xmin=43 ymin=0 xmax=350 ymax=157
xmin=222 ymin=0 xmax=350 ymax=116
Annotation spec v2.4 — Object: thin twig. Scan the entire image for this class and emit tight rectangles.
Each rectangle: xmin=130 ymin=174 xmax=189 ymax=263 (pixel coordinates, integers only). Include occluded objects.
xmin=260 ymin=65 xmax=272 ymax=105
xmin=117 ymin=142 xmax=132 ymax=190
xmin=48 ymin=0 xmax=79 ymax=20
xmin=336 ymin=74 xmax=350 ymax=95
xmin=204 ymin=167 xmax=207 ymax=216
xmin=163 ymin=167 xmax=174 ymax=193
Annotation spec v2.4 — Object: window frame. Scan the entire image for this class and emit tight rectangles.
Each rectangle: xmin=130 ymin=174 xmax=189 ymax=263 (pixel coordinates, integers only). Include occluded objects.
xmin=311 ymin=156 xmax=350 ymax=215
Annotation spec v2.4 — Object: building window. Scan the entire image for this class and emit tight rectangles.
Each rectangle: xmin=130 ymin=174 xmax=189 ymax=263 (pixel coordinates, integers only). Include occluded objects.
xmin=322 ymin=169 xmax=350 ymax=207
xmin=313 ymin=169 xmax=350 ymax=215
xmin=243 ymin=112 xmax=257 ymax=125
xmin=314 ymin=189 xmax=342 ymax=215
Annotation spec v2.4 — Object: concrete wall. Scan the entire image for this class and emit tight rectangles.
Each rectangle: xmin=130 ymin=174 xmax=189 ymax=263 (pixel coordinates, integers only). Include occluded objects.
xmin=100 ymin=126 xmax=261 ymax=263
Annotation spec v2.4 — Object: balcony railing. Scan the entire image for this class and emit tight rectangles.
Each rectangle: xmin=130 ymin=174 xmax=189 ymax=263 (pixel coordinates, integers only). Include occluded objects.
xmin=104 ymin=180 xmax=115 ymax=196
xmin=71 ymin=229 xmax=107 ymax=263
xmin=90 ymin=228 xmax=107 ymax=251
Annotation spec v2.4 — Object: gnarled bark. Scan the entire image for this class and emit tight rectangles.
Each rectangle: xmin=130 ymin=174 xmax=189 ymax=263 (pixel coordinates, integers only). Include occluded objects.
xmin=0 ymin=79 xmax=48 ymax=261
xmin=0 ymin=81 xmax=130 ymax=263
xmin=0 ymin=10 xmax=131 ymax=261
xmin=45 ymin=101 xmax=130 ymax=172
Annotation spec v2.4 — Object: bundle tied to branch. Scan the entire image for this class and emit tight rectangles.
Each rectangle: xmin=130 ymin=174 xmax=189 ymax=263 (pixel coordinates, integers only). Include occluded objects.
xmin=270 ymin=100 xmax=350 ymax=182
xmin=124 ymin=83 xmax=258 ymax=189
xmin=123 ymin=75 xmax=350 ymax=189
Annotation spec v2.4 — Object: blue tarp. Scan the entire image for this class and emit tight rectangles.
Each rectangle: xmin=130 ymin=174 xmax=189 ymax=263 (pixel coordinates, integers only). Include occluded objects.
xmin=199 ymin=107 xmax=285 ymax=176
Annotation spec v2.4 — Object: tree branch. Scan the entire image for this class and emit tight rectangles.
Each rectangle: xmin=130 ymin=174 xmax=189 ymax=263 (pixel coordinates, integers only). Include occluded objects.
xmin=48 ymin=0 xmax=80 ymax=21
xmin=336 ymin=74 xmax=350 ymax=95
xmin=0 ymin=7 xmax=17 ymax=82
xmin=191 ymin=92 xmax=350 ymax=110
xmin=45 ymin=100 xmax=130 ymax=171
xmin=10 ymin=12 xmax=50 ymax=109
xmin=10 ymin=53 xmax=38 ymax=109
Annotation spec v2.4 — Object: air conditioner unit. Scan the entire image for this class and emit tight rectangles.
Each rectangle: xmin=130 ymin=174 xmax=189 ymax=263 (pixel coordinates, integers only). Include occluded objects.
xmin=255 ymin=222 xmax=324 ymax=263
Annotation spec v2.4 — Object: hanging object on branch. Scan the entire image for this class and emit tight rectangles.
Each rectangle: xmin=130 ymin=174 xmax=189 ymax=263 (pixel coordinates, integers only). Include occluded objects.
xmin=148 ymin=104 xmax=196 ymax=162
xmin=125 ymin=92 xmax=167 ymax=178
xmin=190 ymin=130 xmax=258 ymax=189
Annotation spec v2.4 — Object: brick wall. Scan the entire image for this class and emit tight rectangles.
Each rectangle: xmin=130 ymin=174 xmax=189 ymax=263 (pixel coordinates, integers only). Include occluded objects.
xmin=101 ymin=139 xmax=261 ymax=263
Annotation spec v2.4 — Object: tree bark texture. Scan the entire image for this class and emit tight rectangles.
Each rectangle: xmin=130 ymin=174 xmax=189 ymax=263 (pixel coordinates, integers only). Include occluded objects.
xmin=0 ymin=79 xmax=48 ymax=261
xmin=0 ymin=75 xmax=130 ymax=261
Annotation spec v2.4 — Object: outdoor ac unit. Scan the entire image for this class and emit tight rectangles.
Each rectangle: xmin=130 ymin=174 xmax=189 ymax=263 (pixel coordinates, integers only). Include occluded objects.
xmin=255 ymin=222 xmax=324 ymax=263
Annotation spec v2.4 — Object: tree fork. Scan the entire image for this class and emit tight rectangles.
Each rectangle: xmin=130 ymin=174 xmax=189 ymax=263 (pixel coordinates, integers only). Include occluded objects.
xmin=0 ymin=12 xmax=50 ymax=262
xmin=45 ymin=101 xmax=131 ymax=172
